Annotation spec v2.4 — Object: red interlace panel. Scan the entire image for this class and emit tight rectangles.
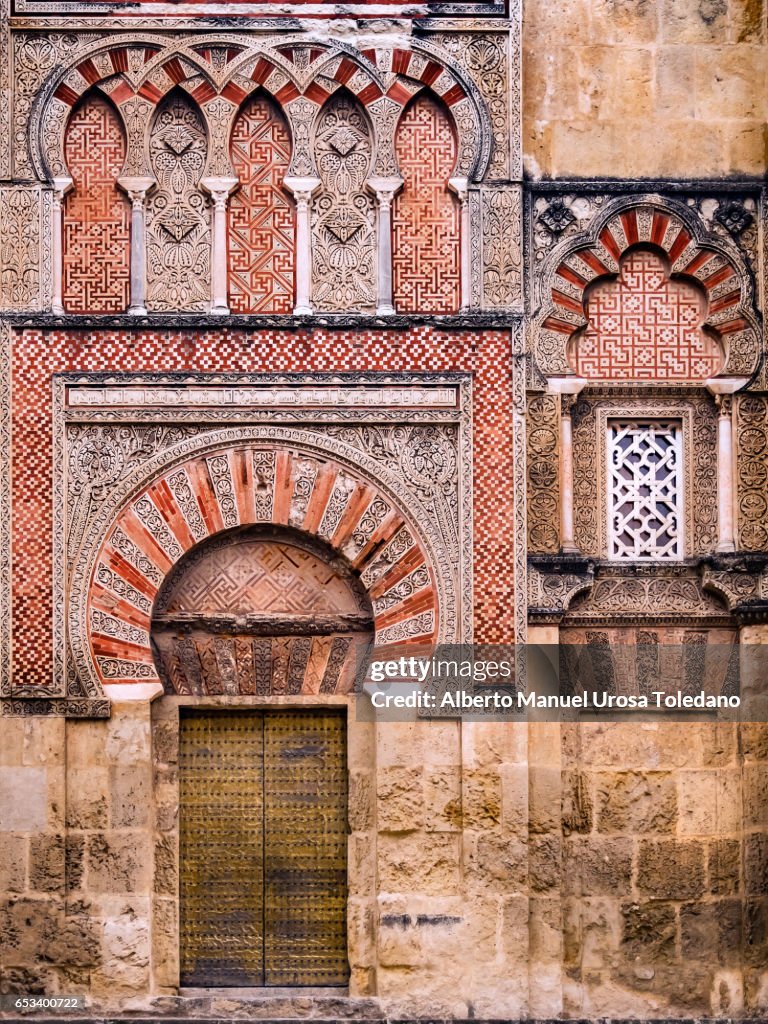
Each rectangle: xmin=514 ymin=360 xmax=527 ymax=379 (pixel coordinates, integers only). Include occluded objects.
xmin=229 ymin=95 xmax=295 ymax=313
xmin=63 ymin=94 xmax=130 ymax=313
xmin=393 ymin=93 xmax=460 ymax=314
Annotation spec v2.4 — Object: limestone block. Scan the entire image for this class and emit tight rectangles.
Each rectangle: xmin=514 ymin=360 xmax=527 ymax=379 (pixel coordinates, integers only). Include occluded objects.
xmin=528 ymin=765 xmax=560 ymax=834
xmin=699 ymin=723 xmax=738 ymax=767
xmin=423 ymin=765 xmax=461 ymax=833
xmin=87 ymin=833 xmax=152 ymax=895
xmin=151 ymin=720 xmax=178 ymax=766
xmin=151 ymin=897 xmax=178 ymax=989
xmin=374 ymin=722 xmax=425 ymax=768
xmin=694 ymin=44 xmax=766 ymax=118
xmin=66 ymin=720 xmax=109 ymax=767
xmin=529 ymin=895 xmax=564 ymax=960
xmin=661 ymin=0 xmax=729 ymax=42
xmin=377 ymin=917 xmax=423 ymax=967
xmin=91 ymin=903 xmax=150 ymax=1000
xmin=710 ymin=968 xmax=745 ymax=1016
xmin=576 ymin=896 xmax=622 ymax=970
xmin=66 ymin=768 xmax=108 ymax=829
xmin=22 ymin=719 xmax=64 ymax=766
xmin=43 ymin=911 xmax=100 ymax=969
xmin=529 ymin=834 xmax=562 ymax=894
xmin=463 ymin=721 xmax=527 ymax=767
xmin=153 ymin=834 xmax=176 ymax=896
xmin=347 ymin=719 xmax=375 ymax=770
xmin=621 ymin=900 xmax=677 ymax=962
xmin=591 ymin=0 xmax=660 ymax=43
xmin=746 ymin=833 xmax=768 ymax=896
xmin=348 ymin=770 xmax=374 ymax=832
xmin=728 ymin=0 xmax=765 ymax=42
xmin=562 ymin=769 xmax=593 ymax=834
xmin=0 ymin=833 xmax=26 ymax=892
xmin=153 ymin=778 xmax=178 ymax=833
xmin=105 ymin=707 xmax=151 ymax=763
xmin=709 ymin=837 xmax=742 ymax=895
xmin=66 ymin=834 xmax=86 ymax=892
xmin=523 ymin=0 xmax=593 ymax=43
xmin=29 ymin=833 xmax=65 ymax=893
xmin=348 ymin=832 xmax=376 ymax=898
xmin=563 ymin=836 xmax=633 ymax=896
xmin=377 ymin=766 xmax=423 ymax=831
xmin=463 ymin=831 xmax=528 ymax=892
xmin=0 ymin=719 xmax=24 ymax=766
xmin=681 ymin=900 xmax=742 ymax=964
xmin=578 ymin=722 xmax=701 ymax=769
xmin=502 ymin=894 xmax=529 ymax=958
xmin=742 ymin=723 xmax=768 ymax=762
xmin=656 ymin=46 xmax=696 ymax=117
xmin=637 ymin=839 xmax=706 ymax=899
xmin=109 ymin=765 xmax=151 ymax=829
xmin=347 ymin=897 xmax=375 ymax=968
xmin=500 ymin=763 xmax=529 ymax=835
xmin=745 ymin=900 xmax=768 ymax=973
xmin=0 ymin=895 xmax=63 ymax=961
xmin=0 ymin=767 xmax=47 ymax=831
xmin=677 ymin=769 xmax=742 ymax=834
xmin=377 ymin=833 xmax=460 ymax=896
xmin=745 ymin=765 xmax=768 ymax=827
xmin=595 ymin=771 xmax=678 ymax=833
xmin=461 ymin=768 xmax=501 ymax=829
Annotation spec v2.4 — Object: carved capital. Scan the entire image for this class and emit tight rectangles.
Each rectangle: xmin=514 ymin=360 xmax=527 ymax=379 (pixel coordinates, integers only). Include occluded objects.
xmin=448 ymin=176 xmax=469 ymax=205
xmin=51 ymin=176 xmax=73 ymax=206
xmin=201 ymin=176 xmax=239 ymax=209
xmin=367 ymin=175 xmax=404 ymax=211
xmin=117 ymin=175 xmax=156 ymax=209
xmin=283 ymin=175 xmax=321 ymax=210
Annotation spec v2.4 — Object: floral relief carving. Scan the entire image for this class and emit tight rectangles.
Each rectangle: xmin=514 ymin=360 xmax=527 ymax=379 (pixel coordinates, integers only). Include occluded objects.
xmin=736 ymin=394 xmax=768 ymax=551
xmin=312 ymin=92 xmax=376 ymax=313
xmin=146 ymin=93 xmax=211 ymax=312
xmin=526 ymin=393 xmax=560 ymax=554
xmin=0 ymin=187 xmax=41 ymax=310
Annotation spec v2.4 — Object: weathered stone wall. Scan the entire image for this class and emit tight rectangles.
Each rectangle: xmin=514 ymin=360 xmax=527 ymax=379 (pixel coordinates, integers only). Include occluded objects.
xmin=523 ymin=0 xmax=768 ymax=178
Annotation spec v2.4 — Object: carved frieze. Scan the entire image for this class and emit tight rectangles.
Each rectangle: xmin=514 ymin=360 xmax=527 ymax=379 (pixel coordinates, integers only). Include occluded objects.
xmin=0 ymin=186 xmax=48 ymax=312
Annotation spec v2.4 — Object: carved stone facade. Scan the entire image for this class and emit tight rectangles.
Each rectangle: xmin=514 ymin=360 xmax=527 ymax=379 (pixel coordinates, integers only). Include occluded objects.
xmin=1 ymin=2 xmax=767 ymax=1022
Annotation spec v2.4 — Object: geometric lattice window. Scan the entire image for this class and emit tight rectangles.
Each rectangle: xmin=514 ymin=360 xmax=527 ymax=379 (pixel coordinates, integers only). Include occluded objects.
xmin=607 ymin=421 xmax=683 ymax=560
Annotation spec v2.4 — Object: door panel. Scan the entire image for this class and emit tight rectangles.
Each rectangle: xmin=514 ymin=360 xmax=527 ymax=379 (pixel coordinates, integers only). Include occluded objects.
xmin=179 ymin=710 xmax=265 ymax=986
xmin=263 ymin=711 xmax=349 ymax=986
xmin=178 ymin=709 xmax=348 ymax=988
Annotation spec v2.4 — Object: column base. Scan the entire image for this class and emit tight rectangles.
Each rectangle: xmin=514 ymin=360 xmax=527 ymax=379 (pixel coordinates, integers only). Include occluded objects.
xmin=560 ymin=544 xmax=582 ymax=555
xmin=376 ymin=304 xmax=396 ymax=316
xmin=128 ymin=305 xmax=148 ymax=316
xmin=51 ymin=303 xmax=65 ymax=316
xmin=293 ymin=305 xmax=313 ymax=316
xmin=716 ymin=540 xmax=736 ymax=554
xmin=209 ymin=305 xmax=230 ymax=316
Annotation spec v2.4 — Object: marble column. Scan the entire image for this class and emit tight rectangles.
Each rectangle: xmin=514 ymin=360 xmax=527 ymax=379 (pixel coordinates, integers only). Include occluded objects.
xmin=547 ymin=375 xmax=587 ymax=555
xmin=118 ymin=176 xmax=155 ymax=316
xmin=367 ymin=176 xmax=402 ymax=315
xmin=449 ymin=176 xmax=470 ymax=311
xmin=284 ymin=176 xmax=321 ymax=316
xmin=51 ymin=177 xmax=73 ymax=316
xmin=707 ymin=377 xmax=749 ymax=554
xmin=202 ymin=176 xmax=238 ymax=316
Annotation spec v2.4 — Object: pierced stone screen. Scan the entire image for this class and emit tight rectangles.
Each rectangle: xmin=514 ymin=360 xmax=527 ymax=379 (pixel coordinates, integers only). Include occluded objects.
xmin=607 ymin=421 xmax=683 ymax=560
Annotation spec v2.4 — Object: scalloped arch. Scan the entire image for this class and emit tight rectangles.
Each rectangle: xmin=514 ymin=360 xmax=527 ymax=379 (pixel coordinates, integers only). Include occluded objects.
xmin=535 ymin=197 xmax=761 ymax=382
xmin=32 ymin=34 xmax=490 ymax=184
